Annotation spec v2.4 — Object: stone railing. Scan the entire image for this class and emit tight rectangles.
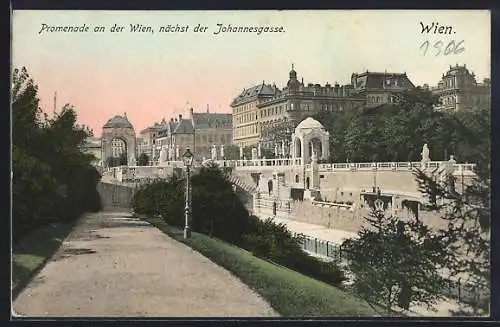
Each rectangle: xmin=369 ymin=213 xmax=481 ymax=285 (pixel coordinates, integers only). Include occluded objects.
xmin=214 ymin=158 xmax=304 ymax=169
xmin=202 ymin=159 xmax=476 ymax=173
xmin=109 ymin=160 xmax=476 ymax=183
xmin=311 ymin=199 xmax=352 ymax=209
xmin=312 ymin=161 xmax=476 ymax=173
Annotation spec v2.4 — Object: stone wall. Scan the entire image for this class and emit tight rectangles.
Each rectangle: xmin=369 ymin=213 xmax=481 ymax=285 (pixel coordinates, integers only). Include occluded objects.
xmin=97 ymin=182 xmax=135 ymax=210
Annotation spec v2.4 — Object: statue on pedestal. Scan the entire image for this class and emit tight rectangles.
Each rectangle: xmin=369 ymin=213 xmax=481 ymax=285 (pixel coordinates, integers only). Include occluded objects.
xmin=421 ymin=143 xmax=431 ymax=169
xmin=281 ymin=140 xmax=286 ymax=158
xmin=274 ymin=143 xmax=279 ymax=157
xmin=257 ymin=143 xmax=262 ymax=158
xmin=311 ymin=149 xmax=318 ymax=164
xmin=239 ymin=146 xmax=244 ymax=159
xmin=251 ymin=148 xmax=258 ymax=160
xmin=159 ymin=146 xmax=167 ymax=164
xmin=175 ymin=145 xmax=180 ymax=160
xmin=220 ymin=144 xmax=225 ymax=159
xmin=211 ymin=145 xmax=217 ymax=160
xmin=421 ymin=144 xmax=430 ymax=162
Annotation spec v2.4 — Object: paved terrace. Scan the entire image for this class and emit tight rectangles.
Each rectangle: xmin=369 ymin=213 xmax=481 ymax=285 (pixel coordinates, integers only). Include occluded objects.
xmin=13 ymin=211 xmax=278 ymax=317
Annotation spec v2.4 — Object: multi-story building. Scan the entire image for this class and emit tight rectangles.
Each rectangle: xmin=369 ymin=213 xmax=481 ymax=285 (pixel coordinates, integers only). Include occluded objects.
xmin=350 ymin=70 xmax=415 ymax=107
xmin=432 ymin=64 xmax=491 ymax=112
xmin=231 ymin=66 xmax=366 ymax=148
xmin=231 ymin=82 xmax=281 ymax=147
xmin=138 ymin=122 xmax=165 ymax=160
xmin=153 ymin=108 xmax=233 ymax=161
xmin=190 ymin=108 xmax=232 ymax=160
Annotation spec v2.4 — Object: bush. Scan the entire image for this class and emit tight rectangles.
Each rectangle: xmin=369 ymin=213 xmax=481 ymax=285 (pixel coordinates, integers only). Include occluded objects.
xmin=132 ymin=170 xmax=345 ymax=288
xmin=132 ymin=165 xmax=251 ymax=245
xmin=241 ymin=216 xmax=345 ymax=287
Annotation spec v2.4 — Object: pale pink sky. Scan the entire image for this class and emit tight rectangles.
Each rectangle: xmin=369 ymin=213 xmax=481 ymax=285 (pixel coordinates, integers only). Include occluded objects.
xmin=12 ymin=10 xmax=490 ymax=135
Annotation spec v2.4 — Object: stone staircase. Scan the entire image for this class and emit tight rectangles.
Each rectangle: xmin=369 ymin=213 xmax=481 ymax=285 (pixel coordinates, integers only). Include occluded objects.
xmin=225 ymin=173 xmax=258 ymax=194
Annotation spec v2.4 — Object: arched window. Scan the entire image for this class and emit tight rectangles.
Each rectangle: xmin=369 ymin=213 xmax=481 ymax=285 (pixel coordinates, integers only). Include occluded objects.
xmin=295 ymin=174 xmax=299 ymax=183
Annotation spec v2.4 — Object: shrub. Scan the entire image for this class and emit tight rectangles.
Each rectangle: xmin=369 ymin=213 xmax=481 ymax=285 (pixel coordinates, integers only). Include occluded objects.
xmin=241 ymin=216 xmax=345 ymax=287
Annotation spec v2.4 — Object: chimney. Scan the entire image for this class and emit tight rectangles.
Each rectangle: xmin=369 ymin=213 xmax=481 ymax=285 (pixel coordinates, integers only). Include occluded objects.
xmin=190 ymin=107 xmax=194 ymax=115
xmin=170 ymin=118 xmax=174 ymax=122
xmin=179 ymin=114 xmax=182 ymax=121
xmin=206 ymin=104 xmax=209 ymax=113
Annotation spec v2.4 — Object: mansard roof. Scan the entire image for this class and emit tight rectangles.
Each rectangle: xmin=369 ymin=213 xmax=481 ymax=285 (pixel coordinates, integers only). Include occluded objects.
xmin=231 ymin=83 xmax=280 ymax=107
xmin=352 ymin=71 xmax=415 ymax=90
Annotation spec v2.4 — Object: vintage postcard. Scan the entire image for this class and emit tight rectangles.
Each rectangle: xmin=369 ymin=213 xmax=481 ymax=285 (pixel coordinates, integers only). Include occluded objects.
xmin=11 ymin=10 xmax=491 ymax=319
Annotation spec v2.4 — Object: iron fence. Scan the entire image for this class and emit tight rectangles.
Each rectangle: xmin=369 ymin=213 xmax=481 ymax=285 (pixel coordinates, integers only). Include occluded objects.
xmin=292 ymin=233 xmax=489 ymax=307
xmin=293 ymin=233 xmax=345 ymax=264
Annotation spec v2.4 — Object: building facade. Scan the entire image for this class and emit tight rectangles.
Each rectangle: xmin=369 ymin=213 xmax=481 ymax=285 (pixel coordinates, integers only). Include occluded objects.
xmin=432 ymin=64 xmax=491 ymax=112
xmin=153 ymin=108 xmax=233 ymax=162
xmin=350 ymin=70 xmax=415 ymax=108
xmin=231 ymin=66 xmax=367 ymax=148
xmin=231 ymin=83 xmax=281 ymax=147
xmin=138 ymin=122 xmax=165 ymax=160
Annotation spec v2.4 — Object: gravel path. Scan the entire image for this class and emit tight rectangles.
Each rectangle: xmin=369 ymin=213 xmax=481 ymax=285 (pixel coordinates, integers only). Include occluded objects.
xmin=13 ymin=211 xmax=278 ymax=317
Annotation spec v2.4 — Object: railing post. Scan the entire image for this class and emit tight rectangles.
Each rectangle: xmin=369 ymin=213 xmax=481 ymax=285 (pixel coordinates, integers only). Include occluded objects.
xmin=326 ymin=241 xmax=329 ymax=257
xmin=314 ymin=238 xmax=318 ymax=253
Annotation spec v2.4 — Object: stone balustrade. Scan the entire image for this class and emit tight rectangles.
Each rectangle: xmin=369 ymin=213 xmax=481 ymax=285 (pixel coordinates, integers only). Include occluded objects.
xmin=109 ymin=159 xmax=476 ymax=184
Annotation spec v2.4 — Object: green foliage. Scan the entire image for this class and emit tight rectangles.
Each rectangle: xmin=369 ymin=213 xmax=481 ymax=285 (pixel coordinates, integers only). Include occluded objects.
xmin=12 ymin=67 xmax=102 ymax=242
xmin=342 ymin=209 xmax=448 ymax=314
xmin=413 ymin=165 xmax=490 ymax=313
xmin=132 ymin=164 xmax=250 ymax=245
xmin=314 ymin=88 xmax=491 ymax=163
xmin=132 ymin=170 xmax=344 ymax=287
xmin=242 ymin=216 xmax=345 ymax=287
xmin=191 ymin=164 xmax=250 ymax=244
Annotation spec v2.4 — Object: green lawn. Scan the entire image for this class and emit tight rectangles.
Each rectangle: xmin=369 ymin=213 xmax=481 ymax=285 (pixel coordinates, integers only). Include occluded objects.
xmin=145 ymin=216 xmax=384 ymax=317
xmin=12 ymin=222 xmax=75 ymax=299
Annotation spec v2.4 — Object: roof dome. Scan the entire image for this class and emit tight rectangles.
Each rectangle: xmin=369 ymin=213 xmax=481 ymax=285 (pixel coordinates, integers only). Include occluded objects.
xmin=295 ymin=117 xmax=325 ymax=131
xmin=103 ymin=115 xmax=134 ymax=129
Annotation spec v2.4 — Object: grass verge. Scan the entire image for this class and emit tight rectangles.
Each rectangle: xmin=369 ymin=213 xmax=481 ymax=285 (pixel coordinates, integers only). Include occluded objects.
xmin=12 ymin=222 xmax=75 ymax=300
xmin=144 ymin=216 xmax=385 ymax=317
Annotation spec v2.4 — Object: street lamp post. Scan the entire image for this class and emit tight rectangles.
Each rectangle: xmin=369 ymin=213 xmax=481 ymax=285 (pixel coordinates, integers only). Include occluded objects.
xmin=182 ymin=147 xmax=194 ymax=239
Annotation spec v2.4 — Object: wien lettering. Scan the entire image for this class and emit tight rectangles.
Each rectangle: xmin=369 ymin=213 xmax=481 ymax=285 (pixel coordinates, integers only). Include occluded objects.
xmin=129 ymin=24 xmax=154 ymax=34
xmin=420 ymin=22 xmax=454 ymax=35
xmin=213 ymin=23 xmax=285 ymax=35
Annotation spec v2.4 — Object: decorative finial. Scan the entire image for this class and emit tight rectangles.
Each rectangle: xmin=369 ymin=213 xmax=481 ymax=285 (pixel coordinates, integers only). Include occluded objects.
xmin=124 ymin=112 xmax=127 ymax=117
xmin=292 ymin=63 xmax=294 ymax=70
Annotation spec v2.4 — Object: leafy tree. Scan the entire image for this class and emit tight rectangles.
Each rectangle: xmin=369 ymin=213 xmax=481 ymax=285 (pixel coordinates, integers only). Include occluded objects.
xmin=138 ymin=153 xmax=149 ymax=166
xmin=342 ymin=208 xmax=448 ymax=314
xmin=260 ymin=120 xmax=295 ymax=146
xmin=191 ymin=163 xmax=250 ymax=244
xmin=413 ymin=163 xmax=490 ymax=314
xmin=314 ymin=88 xmax=489 ymax=164
xmin=12 ymin=67 xmax=101 ymax=242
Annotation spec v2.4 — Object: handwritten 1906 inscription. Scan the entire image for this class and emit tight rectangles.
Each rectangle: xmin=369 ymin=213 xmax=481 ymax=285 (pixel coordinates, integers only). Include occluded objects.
xmin=419 ymin=22 xmax=465 ymax=56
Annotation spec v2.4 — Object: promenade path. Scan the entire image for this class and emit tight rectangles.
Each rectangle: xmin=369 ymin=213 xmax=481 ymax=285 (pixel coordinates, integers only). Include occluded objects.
xmin=13 ymin=211 xmax=278 ymax=317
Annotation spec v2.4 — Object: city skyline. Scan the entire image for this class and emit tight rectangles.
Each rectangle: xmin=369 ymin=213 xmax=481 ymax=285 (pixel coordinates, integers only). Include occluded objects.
xmin=12 ymin=10 xmax=490 ymax=135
